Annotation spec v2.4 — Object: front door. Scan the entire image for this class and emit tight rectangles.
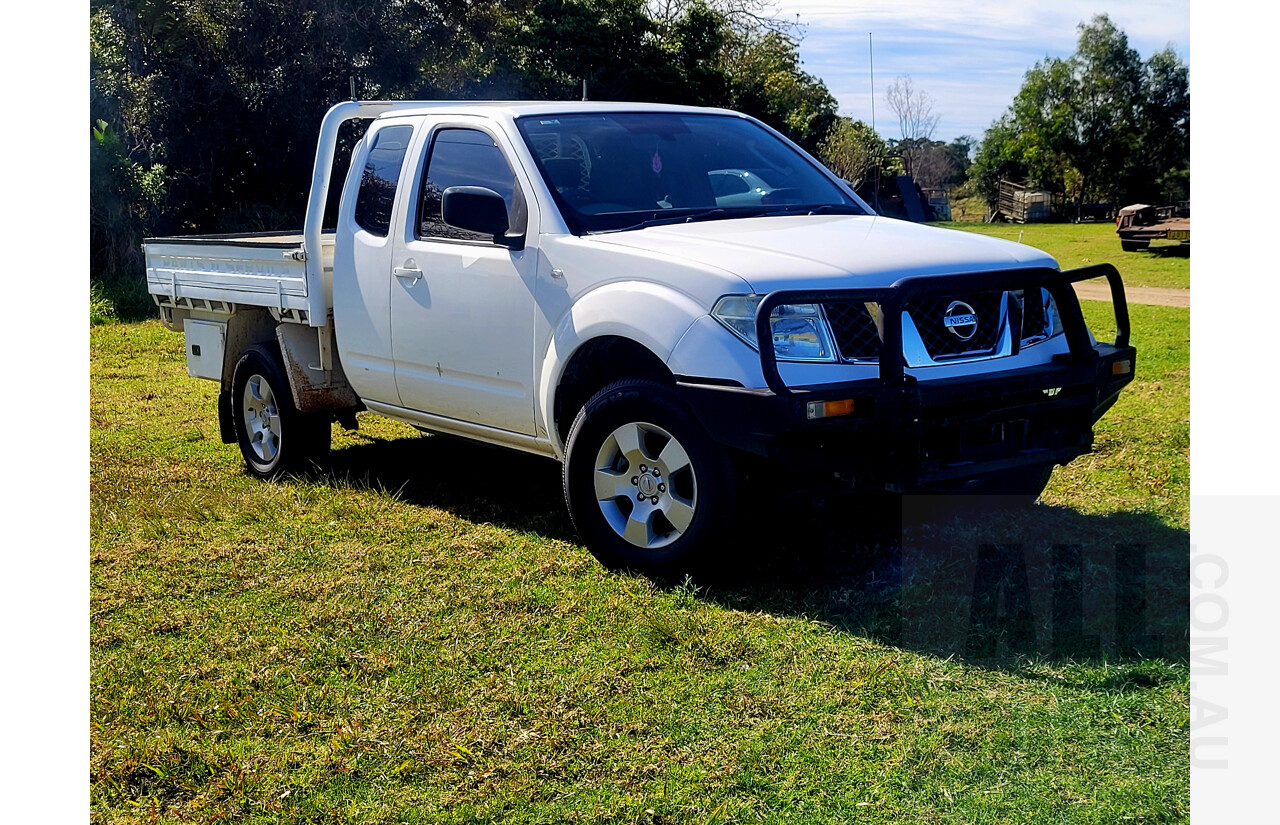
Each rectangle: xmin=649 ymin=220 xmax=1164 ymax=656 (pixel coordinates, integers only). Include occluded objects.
xmin=390 ymin=125 xmax=538 ymax=435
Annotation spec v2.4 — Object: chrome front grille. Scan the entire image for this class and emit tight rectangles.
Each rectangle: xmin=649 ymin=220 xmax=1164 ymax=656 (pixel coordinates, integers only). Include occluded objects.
xmin=823 ymin=287 xmax=1054 ymax=365
xmin=823 ymin=301 xmax=881 ymax=361
xmin=903 ymin=290 xmax=1004 ymax=359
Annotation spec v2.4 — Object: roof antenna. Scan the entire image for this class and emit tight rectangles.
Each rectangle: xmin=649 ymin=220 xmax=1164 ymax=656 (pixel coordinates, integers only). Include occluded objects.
xmin=349 ymin=76 xmax=357 ymax=101
xmin=582 ymin=78 xmax=588 ymax=101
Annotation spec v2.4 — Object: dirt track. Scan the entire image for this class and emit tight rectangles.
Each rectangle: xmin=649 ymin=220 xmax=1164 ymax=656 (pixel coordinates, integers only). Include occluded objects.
xmin=1073 ymin=282 xmax=1189 ymax=307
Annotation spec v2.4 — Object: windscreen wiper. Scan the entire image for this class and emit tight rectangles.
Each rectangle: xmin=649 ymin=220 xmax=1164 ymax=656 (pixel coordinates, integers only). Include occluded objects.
xmin=754 ymin=204 xmax=867 ymax=218
xmin=589 ymin=208 xmax=740 ymax=234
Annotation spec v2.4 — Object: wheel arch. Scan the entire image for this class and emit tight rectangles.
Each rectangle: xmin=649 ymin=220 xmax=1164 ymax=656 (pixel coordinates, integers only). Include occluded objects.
xmin=216 ymin=309 xmax=279 ymax=443
xmin=220 ymin=309 xmax=280 ymax=390
xmin=537 ymin=282 xmax=707 ymax=457
xmin=550 ymin=335 xmax=673 ymax=452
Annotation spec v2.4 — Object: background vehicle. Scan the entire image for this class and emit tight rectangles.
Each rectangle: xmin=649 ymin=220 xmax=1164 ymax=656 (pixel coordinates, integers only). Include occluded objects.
xmin=709 ymin=168 xmax=775 ymax=206
xmin=145 ymin=100 xmax=1135 ymax=571
xmin=1116 ymin=202 xmax=1190 ymax=251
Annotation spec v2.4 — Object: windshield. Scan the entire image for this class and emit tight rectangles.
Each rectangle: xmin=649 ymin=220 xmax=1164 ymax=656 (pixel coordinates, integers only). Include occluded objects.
xmin=515 ymin=112 xmax=866 ymax=234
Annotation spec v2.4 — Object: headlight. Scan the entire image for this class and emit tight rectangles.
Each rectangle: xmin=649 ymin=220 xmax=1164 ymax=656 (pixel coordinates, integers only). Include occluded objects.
xmin=1046 ymin=291 xmax=1063 ymax=337
xmin=1018 ymin=288 xmax=1065 ymax=347
xmin=712 ymin=295 xmax=839 ymax=362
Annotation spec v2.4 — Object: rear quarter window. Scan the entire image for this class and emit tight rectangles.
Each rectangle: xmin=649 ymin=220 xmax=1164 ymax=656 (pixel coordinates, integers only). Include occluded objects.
xmin=353 ymin=125 xmax=414 ymax=237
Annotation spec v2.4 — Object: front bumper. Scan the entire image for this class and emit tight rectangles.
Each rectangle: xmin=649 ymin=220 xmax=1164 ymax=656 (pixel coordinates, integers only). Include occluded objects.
xmin=1119 ymin=228 xmax=1188 ymax=242
xmin=675 ymin=264 xmax=1135 ymax=491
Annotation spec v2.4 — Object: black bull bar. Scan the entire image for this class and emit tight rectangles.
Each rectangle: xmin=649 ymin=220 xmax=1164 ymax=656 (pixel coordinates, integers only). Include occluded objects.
xmin=674 ymin=264 xmax=1136 ymax=490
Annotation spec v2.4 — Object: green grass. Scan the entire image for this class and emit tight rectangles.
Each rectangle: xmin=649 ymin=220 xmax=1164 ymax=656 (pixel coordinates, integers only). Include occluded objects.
xmin=947 ymin=193 xmax=988 ymax=223
xmin=936 ymin=222 xmax=1190 ymax=290
xmin=91 ymin=281 xmax=119 ymax=325
xmin=91 ymin=307 xmax=1189 ymax=823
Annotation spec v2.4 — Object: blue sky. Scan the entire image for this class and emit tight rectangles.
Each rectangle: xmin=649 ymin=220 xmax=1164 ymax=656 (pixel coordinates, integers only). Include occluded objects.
xmin=773 ymin=1 xmax=1191 ymax=143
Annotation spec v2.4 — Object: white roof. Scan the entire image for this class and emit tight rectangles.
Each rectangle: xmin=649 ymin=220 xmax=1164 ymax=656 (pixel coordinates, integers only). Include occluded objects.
xmin=373 ymin=100 xmax=744 ymax=121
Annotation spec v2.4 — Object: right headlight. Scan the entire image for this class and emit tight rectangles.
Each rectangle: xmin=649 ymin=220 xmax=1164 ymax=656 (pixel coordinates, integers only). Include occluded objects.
xmin=1018 ymin=288 xmax=1065 ymax=347
xmin=712 ymin=294 xmax=839 ymax=362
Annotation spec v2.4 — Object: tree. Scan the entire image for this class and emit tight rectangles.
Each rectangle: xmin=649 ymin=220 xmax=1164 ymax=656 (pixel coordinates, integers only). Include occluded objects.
xmin=888 ymin=136 xmax=973 ymax=192
xmin=945 ymin=136 xmax=977 ymax=184
xmin=885 ymin=76 xmax=940 ymax=178
xmin=646 ymin=0 xmax=795 ymax=36
xmin=89 ymin=0 xmax=846 ymax=316
xmin=517 ymin=0 xmax=667 ymax=100
xmin=1069 ymin=14 xmax=1145 ymax=204
xmin=722 ymin=30 xmax=838 ymax=149
xmin=816 ymin=118 xmax=885 ymax=186
xmin=1141 ymin=47 xmax=1191 ymax=202
xmin=971 ymin=14 xmax=1189 ymax=210
xmin=971 ymin=115 xmax=1027 ymax=205
xmin=910 ymin=141 xmax=953 ymax=190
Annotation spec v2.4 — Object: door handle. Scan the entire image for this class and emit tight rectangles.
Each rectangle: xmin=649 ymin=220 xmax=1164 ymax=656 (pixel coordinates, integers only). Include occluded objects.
xmin=393 ymin=267 xmax=423 ymax=284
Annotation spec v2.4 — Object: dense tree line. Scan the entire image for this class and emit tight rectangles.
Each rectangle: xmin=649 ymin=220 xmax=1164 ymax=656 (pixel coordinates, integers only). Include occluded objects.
xmin=90 ymin=5 xmax=1189 ymax=318
xmin=970 ymin=15 xmax=1189 ymax=212
xmin=89 ymin=0 xmax=842 ymax=312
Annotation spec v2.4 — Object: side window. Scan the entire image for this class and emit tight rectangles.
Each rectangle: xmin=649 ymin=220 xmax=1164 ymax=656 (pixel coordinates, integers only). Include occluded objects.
xmin=419 ymin=128 xmax=527 ymax=242
xmin=353 ymin=125 xmax=414 ymax=237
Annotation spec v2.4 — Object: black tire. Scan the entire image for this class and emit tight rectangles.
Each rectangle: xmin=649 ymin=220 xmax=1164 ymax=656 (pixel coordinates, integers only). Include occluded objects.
xmin=1121 ymin=240 xmax=1149 ymax=252
xmin=230 ymin=344 xmax=330 ymax=479
xmin=563 ymin=377 xmax=735 ymax=573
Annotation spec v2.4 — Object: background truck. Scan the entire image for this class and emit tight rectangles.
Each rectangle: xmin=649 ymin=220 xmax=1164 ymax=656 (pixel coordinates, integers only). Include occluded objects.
xmin=145 ymin=99 xmax=1135 ymax=571
xmin=1116 ymin=202 xmax=1190 ymax=251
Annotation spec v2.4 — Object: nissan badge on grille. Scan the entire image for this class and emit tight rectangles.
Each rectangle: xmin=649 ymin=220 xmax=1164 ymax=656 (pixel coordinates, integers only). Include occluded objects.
xmin=943 ymin=300 xmax=979 ymax=341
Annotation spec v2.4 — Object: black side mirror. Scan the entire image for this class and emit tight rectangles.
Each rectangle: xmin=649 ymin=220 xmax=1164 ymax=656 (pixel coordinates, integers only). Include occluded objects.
xmin=441 ymin=186 xmax=524 ymax=250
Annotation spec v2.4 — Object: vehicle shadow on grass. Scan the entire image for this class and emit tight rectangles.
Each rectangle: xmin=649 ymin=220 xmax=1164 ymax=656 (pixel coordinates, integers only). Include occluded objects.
xmin=314 ymin=432 xmax=1189 ymax=674
xmin=697 ymin=489 xmax=1190 ymax=674
xmin=1136 ymin=244 xmax=1189 ymax=259
xmin=319 ymin=430 xmax=579 ymax=542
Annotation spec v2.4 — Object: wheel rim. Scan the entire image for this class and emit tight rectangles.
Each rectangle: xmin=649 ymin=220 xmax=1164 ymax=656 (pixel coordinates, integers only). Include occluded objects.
xmin=242 ymin=373 xmax=282 ymax=464
xmin=593 ymin=421 xmax=697 ymax=550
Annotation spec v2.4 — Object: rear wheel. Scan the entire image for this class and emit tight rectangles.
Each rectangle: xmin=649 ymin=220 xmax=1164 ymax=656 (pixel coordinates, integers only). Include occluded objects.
xmin=563 ymin=378 xmax=735 ymax=572
xmin=231 ymin=345 xmax=330 ymax=479
xmin=1121 ymin=239 xmax=1149 ymax=252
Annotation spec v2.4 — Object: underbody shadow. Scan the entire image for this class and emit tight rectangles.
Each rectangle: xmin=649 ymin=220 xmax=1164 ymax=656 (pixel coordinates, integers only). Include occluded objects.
xmin=316 ymin=429 xmax=577 ymax=543
xmin=1138 ymin=243 xmax=1189 ymax=258
xmin=302 ymin=431 xmax=1189 ymax=671
xmin=696 ymin=487 xmax=1189 ymax=670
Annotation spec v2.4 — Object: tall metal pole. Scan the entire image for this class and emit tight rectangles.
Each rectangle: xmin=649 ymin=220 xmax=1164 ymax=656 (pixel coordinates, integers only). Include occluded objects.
xmin=870 ymin=32 xmax=881 ymax=214
xmin=869 ymin=32 xmax=876 ymax=134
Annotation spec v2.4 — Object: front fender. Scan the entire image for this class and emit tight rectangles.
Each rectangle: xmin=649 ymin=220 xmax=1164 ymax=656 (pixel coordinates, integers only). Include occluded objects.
xmin=536 ymin=281 xmax=707 ymax=457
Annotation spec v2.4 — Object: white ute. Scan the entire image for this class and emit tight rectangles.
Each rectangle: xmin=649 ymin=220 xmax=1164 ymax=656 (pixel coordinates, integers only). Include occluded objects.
xmin=146 ymin=100 xmax=1136 ymax=570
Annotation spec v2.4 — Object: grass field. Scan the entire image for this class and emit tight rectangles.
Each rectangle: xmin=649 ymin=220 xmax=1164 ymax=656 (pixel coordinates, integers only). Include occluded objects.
xmin=91 ymin=292 xmax=1189 ymax=821
xmin=937 ymin=222 xmax=1190 ymax=291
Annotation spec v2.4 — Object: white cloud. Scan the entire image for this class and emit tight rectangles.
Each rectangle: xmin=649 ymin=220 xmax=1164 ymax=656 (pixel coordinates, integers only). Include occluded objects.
xmin=778 ymin=1 xmax=1189 ymax=52
xmin=769 ymin=0 xmax=1190 ymax=141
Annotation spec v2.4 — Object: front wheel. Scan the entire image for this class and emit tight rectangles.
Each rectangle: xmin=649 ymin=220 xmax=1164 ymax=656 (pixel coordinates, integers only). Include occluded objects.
xmin=231 ymin=345 xmax=330 ymax=479
xmin=563 ymin=378 xmax=735 ymax=572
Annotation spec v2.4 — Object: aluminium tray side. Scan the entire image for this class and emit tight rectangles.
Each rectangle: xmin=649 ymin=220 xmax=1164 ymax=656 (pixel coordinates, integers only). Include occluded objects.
xmin=144 ymin=234 xmax=336 ymax=319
